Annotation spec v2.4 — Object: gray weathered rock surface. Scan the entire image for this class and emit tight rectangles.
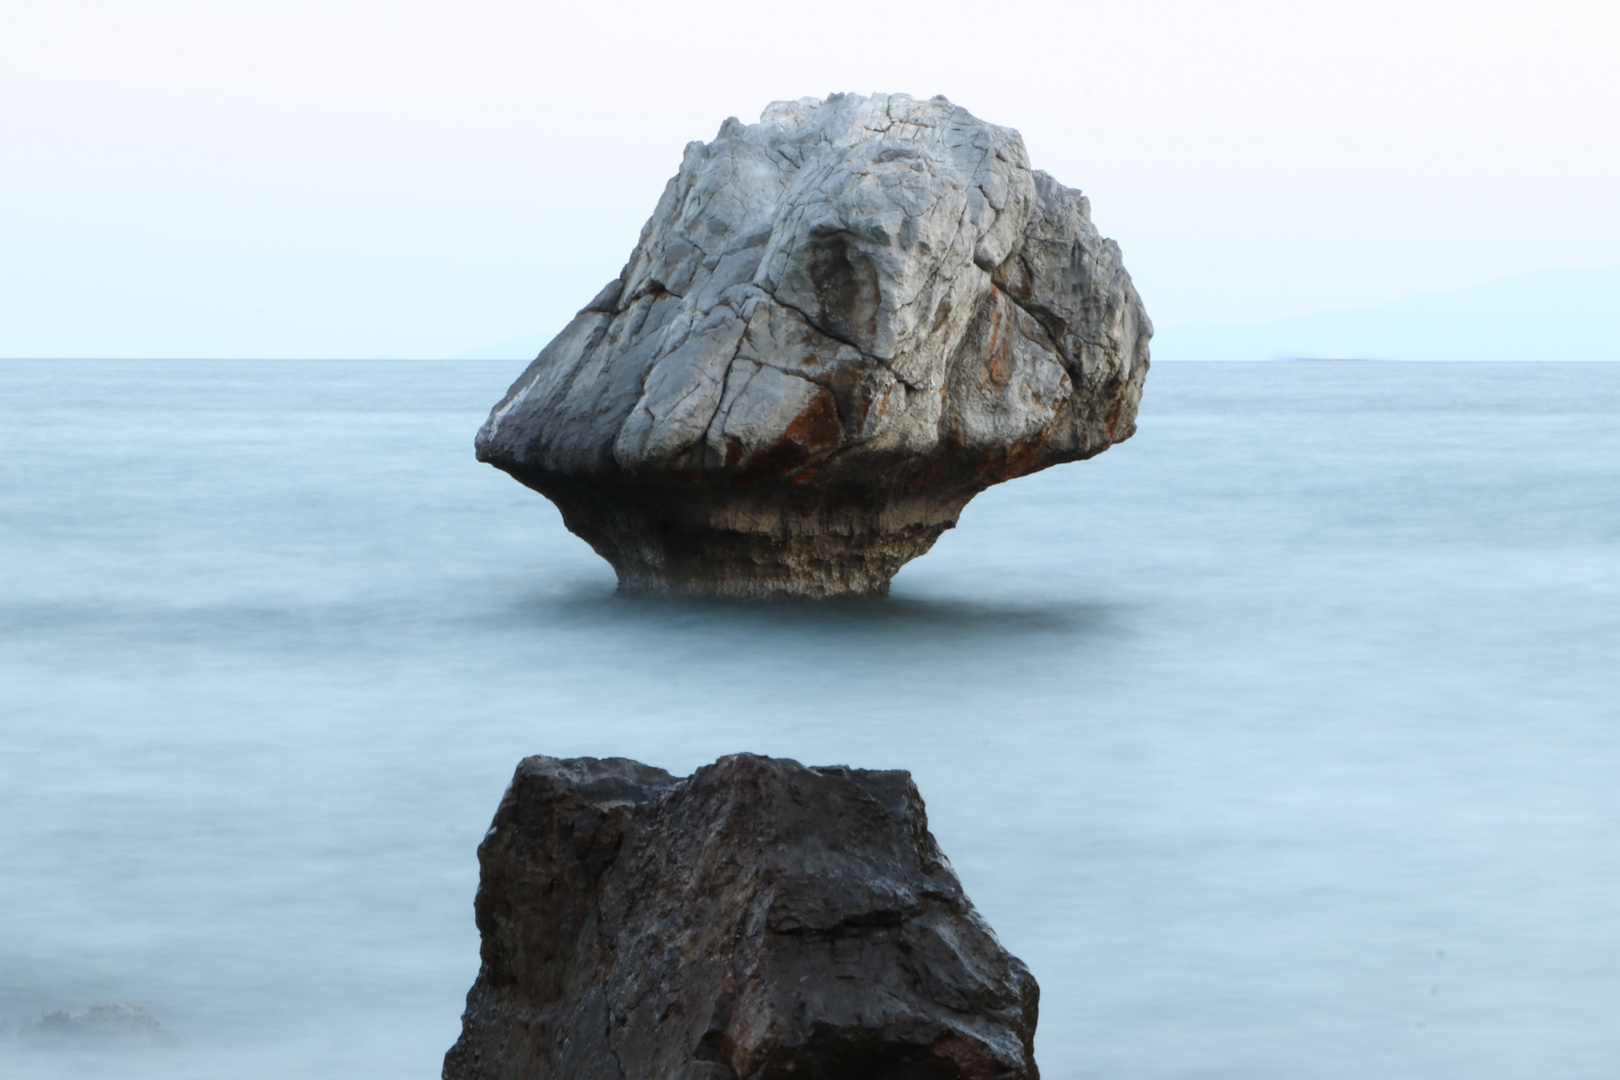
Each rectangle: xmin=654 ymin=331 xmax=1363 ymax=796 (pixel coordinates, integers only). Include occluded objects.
xmin=444 ymin=754 xmax=1039 ymax=1080
xmin=478 ymin=92 xmax=1150 ymax=597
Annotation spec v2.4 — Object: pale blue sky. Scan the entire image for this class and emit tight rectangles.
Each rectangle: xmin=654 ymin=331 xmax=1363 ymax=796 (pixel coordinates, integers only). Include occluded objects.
xmin=3 ymin=0 xmax=1617 ymax=358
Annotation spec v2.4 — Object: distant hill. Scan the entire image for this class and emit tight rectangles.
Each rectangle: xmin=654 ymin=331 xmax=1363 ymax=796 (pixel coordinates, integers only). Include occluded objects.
xmin=1151 ymin=265 xmax=1620 ymax=361
xmin=454 ymin=335 xmax=549 ymax=361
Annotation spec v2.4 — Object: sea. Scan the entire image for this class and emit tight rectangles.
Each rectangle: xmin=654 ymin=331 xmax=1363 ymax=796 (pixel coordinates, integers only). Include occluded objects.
xmin=2 ymin=359 xmax=1617 ymax=1079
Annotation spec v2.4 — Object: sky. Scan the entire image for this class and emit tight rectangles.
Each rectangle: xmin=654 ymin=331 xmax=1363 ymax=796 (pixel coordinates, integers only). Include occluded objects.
xmin=3 ymin=0 xmax=1617 ymax=359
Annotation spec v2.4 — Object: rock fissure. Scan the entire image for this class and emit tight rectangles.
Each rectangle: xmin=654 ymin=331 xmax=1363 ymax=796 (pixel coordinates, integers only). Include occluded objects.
xmin=994 ymin=285 xmax=1076 ymax=373
xmin=759 ymin=286 xmax=924 ymax=394
xmin=688 ymin=334 xmax=754 ymax=472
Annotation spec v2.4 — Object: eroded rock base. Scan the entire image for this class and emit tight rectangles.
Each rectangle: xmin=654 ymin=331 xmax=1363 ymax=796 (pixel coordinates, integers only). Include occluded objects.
xmin=515 ymin=472 xmax=973 ymax=598
xmin=608 ymin=526 xmax=949 ymax=599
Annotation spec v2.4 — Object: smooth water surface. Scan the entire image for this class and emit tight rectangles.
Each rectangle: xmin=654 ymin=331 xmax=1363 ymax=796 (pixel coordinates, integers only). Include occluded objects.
xmin=2 ymin=360 xmax=1617 ymax=1078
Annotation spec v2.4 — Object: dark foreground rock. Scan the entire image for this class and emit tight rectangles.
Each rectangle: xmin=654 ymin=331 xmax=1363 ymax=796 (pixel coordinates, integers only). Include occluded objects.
xmin=477 ymin=92 xmax=1150 ymax=598
xmin=444 ymin=754 xmax=1039 ymax=1080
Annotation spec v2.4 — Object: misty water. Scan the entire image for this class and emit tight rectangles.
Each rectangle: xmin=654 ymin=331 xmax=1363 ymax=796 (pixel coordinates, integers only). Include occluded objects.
xmin=2 ymin=359 xmax=1617 ymax=1079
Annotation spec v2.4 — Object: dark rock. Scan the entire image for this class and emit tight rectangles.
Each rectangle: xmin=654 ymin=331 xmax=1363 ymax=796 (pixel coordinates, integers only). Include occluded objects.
xmin=477 ymin=92 xmax=1150 ymax=598
xmin=444 ymin=754 xmax=1039 ymax=1080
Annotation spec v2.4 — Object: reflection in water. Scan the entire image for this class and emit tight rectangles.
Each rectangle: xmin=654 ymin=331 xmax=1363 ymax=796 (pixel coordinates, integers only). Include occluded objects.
xmin=528 ymin=584 xmax=1109 ymax=637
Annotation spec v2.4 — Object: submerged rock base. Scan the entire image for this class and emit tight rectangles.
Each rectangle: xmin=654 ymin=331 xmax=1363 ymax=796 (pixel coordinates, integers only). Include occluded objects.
xmin=518 ymin=475 xmax=966 ymax=598
xmin=443 ymin=754 xmax=1040 ymax=1079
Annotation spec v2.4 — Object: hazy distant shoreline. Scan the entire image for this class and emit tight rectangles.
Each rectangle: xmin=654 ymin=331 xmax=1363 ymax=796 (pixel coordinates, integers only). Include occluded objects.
xmin=1150 ymin=264 xmax=1619 ymax=363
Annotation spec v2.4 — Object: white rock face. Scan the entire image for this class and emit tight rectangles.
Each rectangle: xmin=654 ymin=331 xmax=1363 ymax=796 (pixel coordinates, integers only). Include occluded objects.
xmin=478 ymin=93 xmax=1151 ymax=598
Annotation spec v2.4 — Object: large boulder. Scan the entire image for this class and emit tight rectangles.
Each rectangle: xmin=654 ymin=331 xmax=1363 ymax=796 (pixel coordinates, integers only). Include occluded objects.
xmin=443 ymin=754 xmax=1040 ymax=1080
xmin=478 ymin=92 xmax=1150 ymax=598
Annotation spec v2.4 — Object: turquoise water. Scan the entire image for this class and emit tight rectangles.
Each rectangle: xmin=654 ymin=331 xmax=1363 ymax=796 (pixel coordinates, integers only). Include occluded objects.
xmin=2 ymin=359 xmax=1617 ymax=1078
